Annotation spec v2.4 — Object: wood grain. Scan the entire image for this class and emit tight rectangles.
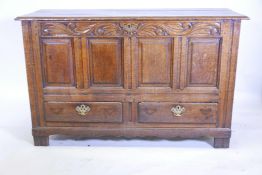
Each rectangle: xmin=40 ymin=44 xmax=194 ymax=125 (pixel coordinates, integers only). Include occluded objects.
xmin=186 ymin=37 xmax=220 ymax=87
xmin=137 ymin=38 xmax=172 ymax=87
xmin=138 ymin=102 xmax=217 ymax=124
xmin=45 ymin=102 xmax=123 ymax=123
xmin=16 ymin=9 xmax=249 ymax=21
xmin=41 ymin=38 xmax=75 ymax=87
xmin=87 ymin=38 xmax=123 ymax=87
xmin=16 ymin=9 xmax=248 ymax=148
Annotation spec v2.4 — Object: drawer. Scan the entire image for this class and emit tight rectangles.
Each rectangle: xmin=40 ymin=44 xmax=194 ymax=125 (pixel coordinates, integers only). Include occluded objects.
xmin=45 ymin=102 xmax=123 ymax=123
xmin=138 ymin=102 xmax=217 ymax=124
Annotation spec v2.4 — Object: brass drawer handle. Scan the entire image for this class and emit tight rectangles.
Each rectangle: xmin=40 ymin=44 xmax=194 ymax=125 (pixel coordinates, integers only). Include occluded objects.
xmin=75 ymin=104 xmax=91 ymax=116
xmin=171 ymin=105 xmax=185 ymax=117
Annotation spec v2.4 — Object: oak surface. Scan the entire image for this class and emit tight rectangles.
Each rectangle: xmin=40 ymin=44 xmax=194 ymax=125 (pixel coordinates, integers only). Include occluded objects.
xmin=16 ymin=9 xmax=248 ymax=20
xmin=16 ymin=9 xmax=248 ymax=148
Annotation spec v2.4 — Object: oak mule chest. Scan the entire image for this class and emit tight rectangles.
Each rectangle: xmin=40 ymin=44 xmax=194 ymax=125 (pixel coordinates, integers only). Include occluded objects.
xmin=16 ymin=9 xmax=248 ymax=148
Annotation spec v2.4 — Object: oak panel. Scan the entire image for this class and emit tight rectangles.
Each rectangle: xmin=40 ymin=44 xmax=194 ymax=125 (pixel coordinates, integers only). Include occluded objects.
xmin=41 ymin=38 xmax=75 ymax=87
xmin=87 ymin=38 xmax=123 ymax=87
xmin=137 ymin=38 xmax=173 ymax=87
xmin=186 ymin=38 xmax=220 ymax=87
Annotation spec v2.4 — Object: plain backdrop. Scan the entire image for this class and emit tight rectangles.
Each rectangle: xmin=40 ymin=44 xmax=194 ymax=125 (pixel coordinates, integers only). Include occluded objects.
xmin=0 ymin=0 xmax=262 ymax=175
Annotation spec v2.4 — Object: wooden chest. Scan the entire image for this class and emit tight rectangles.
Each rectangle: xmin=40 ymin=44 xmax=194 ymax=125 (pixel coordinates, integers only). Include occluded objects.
xmin=16 ymin=9 xmax=248 ymax=148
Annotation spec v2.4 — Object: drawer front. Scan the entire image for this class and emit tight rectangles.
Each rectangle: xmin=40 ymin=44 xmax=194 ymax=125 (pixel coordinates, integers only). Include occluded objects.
xmin=138 ymin=102 xmax=217 ymax=124
xmin=45 ymin=102 xmax=123 ymax=123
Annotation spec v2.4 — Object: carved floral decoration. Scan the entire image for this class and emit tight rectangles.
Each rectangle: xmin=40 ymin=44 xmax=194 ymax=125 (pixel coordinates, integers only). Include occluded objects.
xmin=42 ymin=22 xmax=220 ymax=37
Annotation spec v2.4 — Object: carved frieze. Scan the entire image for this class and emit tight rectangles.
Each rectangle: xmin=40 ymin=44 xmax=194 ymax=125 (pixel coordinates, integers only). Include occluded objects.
xmin=41 ymin=21 xmax=220 ymax=37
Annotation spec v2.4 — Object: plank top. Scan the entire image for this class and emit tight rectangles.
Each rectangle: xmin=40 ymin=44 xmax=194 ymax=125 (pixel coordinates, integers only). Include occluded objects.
xmin=15 ymin=9 xmax=248 ymax=21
